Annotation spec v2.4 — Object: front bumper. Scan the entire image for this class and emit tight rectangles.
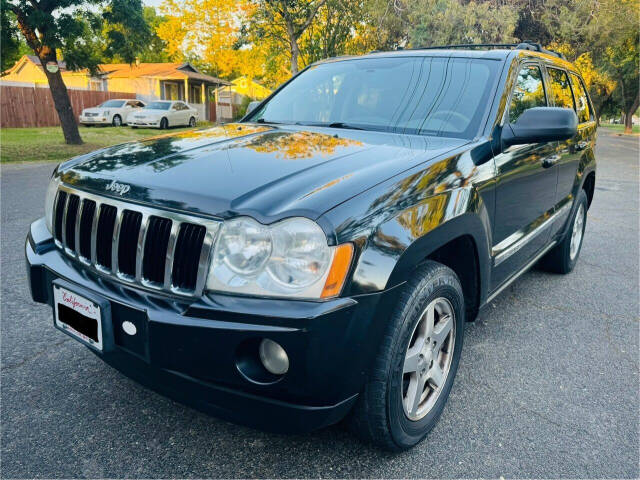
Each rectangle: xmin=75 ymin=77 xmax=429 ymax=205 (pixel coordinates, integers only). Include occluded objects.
xmin=26 ymin=218 xmax=398 ymax=433
xmin=79 ymin=115 xmax=108 ymax=124
xmin=130 ymin=119 xmax=160 ymax=127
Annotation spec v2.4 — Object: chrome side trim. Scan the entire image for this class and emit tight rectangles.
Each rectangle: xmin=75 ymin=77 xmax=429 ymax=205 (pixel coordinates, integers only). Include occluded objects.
xmin=486 ymin=240 xmax=557 ymax=304
xmin=53 ymin=184 xmax=221 ymax=298
xmin=493 ymin=203 xmax=571 ymax=267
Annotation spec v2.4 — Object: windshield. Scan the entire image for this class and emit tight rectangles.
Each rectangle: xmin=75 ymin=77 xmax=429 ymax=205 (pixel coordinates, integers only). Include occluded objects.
xmin=247 ymin=56 xmax=499 ymax=138
xmin=99 ymin=100 xmax=125 ymax=108
xmin=145 ymin=102 xmax=171 ymax=110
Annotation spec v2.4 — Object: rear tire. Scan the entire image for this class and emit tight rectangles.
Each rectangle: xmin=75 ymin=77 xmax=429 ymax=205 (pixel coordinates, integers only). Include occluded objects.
xmin=538 ymin=189 xmax=588 ymax=274
xmin=347 ymin=261 xmax=465 ymax=451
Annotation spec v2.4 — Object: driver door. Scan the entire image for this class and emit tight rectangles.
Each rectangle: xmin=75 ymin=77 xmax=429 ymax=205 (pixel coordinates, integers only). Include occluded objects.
xmin=491 ymin=62 xmax=559 ymax=289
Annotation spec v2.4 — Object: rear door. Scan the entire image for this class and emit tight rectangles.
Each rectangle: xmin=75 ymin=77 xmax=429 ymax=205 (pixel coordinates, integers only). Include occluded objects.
xmin=554 ymin=72 xmax=596 ymax=207
xmin=491 ymin=62 xmax=559 ymax=289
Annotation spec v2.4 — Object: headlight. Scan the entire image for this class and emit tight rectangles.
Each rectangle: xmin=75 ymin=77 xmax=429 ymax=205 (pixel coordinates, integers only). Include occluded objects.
xmin=206 ymin=217 xmax=353 ymax=299
xmin=44 ymin=171 xmax=61 ymax=233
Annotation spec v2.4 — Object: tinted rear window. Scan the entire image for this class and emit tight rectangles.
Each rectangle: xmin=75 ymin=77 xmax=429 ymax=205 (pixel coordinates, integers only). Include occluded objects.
xmin=570 ymin=73 xmax=593 ymax=123
xmin=548 ymin=68 xmax=576 ymax=111
xmin=249 ymin=56 xmax=500 ymax=138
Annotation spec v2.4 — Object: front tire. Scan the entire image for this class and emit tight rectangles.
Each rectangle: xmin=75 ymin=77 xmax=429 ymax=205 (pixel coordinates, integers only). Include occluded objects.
xmin=112 ymin=114 xmax=122 ymax=127
xmin=347 ymin=261 xmax=465 ymax=451
xmin=189 ymin=116 xmax=196 ymax=127
xmin=160 ymin=117 xmax=168 ymax=129
xmin=539 ymin=189 xmax=588 ymax=274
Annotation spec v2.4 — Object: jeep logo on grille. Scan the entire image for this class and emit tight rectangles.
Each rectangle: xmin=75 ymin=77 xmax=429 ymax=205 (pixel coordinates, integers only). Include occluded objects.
xmin=105 ymin=180 xmax=131 ymax=196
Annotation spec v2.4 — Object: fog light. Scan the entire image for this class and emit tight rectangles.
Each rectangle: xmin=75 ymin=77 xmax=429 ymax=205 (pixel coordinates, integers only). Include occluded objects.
xmin=258 ymin=339 xmax=289 ymax=375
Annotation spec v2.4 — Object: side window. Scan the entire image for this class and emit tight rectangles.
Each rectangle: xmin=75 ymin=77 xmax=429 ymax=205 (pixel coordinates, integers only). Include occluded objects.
xmin=548 ymin=68 xmax=576 ymax=111
xmin=570 ymin=73 xmax=592 ymax=123
xmin=509 ymin=64 xmax=547 ymax=123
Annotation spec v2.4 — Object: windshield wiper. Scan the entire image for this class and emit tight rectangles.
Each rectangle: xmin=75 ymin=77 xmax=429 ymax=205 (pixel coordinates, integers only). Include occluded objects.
xmin=256 ymin=118 xmax=282 ymax=124
xmin=293 ymin=121 xmax=365 ymax=130
xmin=327 ymin=122 xmax=364 ymax=130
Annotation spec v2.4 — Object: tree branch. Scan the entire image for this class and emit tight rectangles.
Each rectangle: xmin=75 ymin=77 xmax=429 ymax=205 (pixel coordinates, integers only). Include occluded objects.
xmin=295 ymin=0 xmax=327 ymax=37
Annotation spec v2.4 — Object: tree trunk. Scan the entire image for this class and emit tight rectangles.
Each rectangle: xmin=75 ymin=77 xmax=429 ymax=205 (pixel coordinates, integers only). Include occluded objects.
xmin=13 ymin=8 xmax=83 ymax=145
xmin=39 ymin=51 xmax=83 ymax=145
xmin=290 ymin=40 xmax=300 ymax=74
xmin=624 ymin=94 xmax=639 ymax=134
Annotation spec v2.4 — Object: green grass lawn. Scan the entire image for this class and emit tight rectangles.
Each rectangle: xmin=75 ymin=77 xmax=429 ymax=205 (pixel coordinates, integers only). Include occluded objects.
xmin=599 ymin=123 xmax=640 ymax=134
xmin=0 ymin=123 xmax=213 ymax=163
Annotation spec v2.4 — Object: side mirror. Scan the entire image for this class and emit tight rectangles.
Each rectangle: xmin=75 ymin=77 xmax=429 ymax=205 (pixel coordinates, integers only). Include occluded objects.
xmin=247 ymin=100 xmax=261 ymax=115
xmin=502 ymin=107 xmax=578 ymax=147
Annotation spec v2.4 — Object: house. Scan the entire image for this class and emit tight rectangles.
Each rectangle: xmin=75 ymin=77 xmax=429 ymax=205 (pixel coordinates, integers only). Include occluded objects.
xmin=217 ymin=76 xmax=272 ymax=107
xmin=2 ymin=55 xmax=232 ymax=121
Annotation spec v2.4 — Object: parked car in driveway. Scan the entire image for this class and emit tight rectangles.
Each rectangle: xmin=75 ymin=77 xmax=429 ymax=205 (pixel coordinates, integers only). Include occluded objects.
xmin=128 ymin=100 xmax=198 ymax=129
xmin=79 ymin=99 xmax=146 ymax=127
xmin=26 ymin=42 xmax=596 ymax=451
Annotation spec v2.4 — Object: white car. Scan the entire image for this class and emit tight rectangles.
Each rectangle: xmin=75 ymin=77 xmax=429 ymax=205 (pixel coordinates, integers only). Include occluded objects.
xmin=79 ymin=99 xmax=146 ymax=127
xmin=129 ymin=100 xmax=199 ymax=129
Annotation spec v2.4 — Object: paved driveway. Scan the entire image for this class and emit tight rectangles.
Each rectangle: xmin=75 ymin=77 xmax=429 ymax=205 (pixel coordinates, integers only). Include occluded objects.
xmin=1 ymin=130 xmax=638 ymax=478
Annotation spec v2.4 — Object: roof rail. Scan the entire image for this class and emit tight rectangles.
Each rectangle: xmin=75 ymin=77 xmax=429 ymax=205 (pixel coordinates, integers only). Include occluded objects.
xmin=404 ymin=41 xmax=566 ymax=60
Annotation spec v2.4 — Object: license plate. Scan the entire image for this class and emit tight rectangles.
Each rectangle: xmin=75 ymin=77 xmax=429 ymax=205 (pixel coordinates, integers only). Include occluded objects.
xmin=54 ymin=286 xmax=103 ymax=351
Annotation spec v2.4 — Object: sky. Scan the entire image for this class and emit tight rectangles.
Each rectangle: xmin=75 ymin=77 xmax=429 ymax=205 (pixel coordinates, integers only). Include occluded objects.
xmin=143 ymin=0 xmax=163 ymax=6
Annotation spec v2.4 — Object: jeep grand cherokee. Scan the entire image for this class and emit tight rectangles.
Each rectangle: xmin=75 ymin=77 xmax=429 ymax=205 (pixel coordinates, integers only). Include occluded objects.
xmin=26 ymin=42 xmax=596 ymax=450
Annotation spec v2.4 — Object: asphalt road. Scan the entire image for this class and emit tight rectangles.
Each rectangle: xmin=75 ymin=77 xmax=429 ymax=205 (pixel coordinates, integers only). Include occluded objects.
xmin=1 ymin=130 xmax=638 ymax=478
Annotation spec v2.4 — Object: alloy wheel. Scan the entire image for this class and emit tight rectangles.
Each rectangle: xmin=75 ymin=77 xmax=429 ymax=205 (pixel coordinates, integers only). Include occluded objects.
xmin=402 ymin=297 xmax=456 ymax=421
xmin=570 ymin=204 xmax=585 ymax=260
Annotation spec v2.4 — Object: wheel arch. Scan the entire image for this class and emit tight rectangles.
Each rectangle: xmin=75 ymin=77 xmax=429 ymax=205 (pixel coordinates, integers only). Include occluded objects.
xmin=385 ymin=214 xmax=490 ymax=321
xmin=582 ymin=170 xmax=596 ymax=209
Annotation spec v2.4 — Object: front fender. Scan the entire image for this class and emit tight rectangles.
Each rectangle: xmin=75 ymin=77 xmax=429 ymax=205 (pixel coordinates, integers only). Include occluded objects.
xmin=332 ymin=187 xmax=492 ymax=300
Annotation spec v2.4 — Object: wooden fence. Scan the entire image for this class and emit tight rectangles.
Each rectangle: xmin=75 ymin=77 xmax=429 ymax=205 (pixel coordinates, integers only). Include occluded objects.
xmin=0 ymin=86 xmax=136 ymax=128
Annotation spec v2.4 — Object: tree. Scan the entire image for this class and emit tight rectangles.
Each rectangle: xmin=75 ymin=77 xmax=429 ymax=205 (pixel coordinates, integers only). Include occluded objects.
xmin=6 ymin=0 xmax=150 ymax=144
xmin=299 ymin=0 xmax=369 ymax=64
xmin=158 ymin=0 xmax=250 ymax=78
xmin=252 ymin=0 xmax=328 ymax=74
xmin=0 ymin=2 xmax=29 ymax=73
xmin=409 ymin=0 xmax=518 ymax=47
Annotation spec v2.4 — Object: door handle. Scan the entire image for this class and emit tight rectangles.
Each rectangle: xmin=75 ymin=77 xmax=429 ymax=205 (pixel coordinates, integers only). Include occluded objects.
xmin=542 ymin=155 xmax=560 ymax=168
xmin=575 ymin=140 xmax=589 ymax=151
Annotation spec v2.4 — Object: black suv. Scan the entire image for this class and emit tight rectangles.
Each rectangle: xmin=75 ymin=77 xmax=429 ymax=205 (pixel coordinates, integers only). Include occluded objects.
xmin=26 ymin=42 xmax=596 ymax=450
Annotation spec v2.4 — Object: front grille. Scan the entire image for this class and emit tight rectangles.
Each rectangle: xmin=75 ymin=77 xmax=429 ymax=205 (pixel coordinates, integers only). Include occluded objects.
xmin=52 ymin=185 xmax=220 ymax=296
xmin=117 ymin=210 xmax=142 ymax=277
xmin=64 ymin=195 xmax=80 ymax=251
xmin=77 ymin=199 xmax=96 ymax=259
xmin=96 ymin=204 xmax=117 ymax=269
xmin=142 ymin=216 xmax=172 ymax=284
xmin=172 ymin=223 xmax=207 ymax=290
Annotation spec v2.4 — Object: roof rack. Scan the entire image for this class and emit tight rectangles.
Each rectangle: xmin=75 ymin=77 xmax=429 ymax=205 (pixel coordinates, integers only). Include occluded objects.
xmin=407 ymin=41 xmax=566 ymax=60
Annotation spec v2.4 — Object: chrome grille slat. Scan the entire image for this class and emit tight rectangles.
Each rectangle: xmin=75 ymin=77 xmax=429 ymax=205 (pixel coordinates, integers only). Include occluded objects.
xmin=135 ymin=214 xmax=150 ymax=282
xmin=60 ymin=193 xmax=71 ymax=248
xmin=90 ymin=201 xmax=101 ymax=264
xmin=164 ymin=221 xmax=181 ymax=289
xmin=111 ymin=208 xmax=124 ymax=274
xmin=74 ymin=199 xmax=84 ymax=256
xmin=53 ymin=184 xmax=220 ymax=297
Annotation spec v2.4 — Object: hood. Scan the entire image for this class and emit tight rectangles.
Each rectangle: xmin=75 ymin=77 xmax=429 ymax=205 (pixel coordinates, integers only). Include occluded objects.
xmin=83 ymin=108 xmax=106 ymax=114
xmin=59 ymin=124 xmax=468 ymax=222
